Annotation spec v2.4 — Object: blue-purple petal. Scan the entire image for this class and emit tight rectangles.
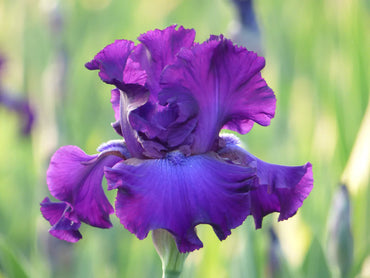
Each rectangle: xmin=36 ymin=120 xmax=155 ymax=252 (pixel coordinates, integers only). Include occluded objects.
xmin=40 ymin=197 xmax=82 ymax=243
xmin=104 ymin=151 xmax=257 ymax=253
xmin=217 ymin=140 xmax=313 ymax=228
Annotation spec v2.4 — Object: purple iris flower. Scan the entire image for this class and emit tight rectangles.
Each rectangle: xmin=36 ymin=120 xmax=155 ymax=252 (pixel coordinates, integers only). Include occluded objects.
xmin=0 ymin=54 xmax=34 ymax=135
xmin=40 ymin=25 xmax=313 ymax=253
xmin=0 ymin=92 xmax=34 ymax=135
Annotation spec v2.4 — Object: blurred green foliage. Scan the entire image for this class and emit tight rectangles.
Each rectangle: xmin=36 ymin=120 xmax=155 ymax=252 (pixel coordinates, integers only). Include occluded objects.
xmin=0 ymin=0 xmax=369 ymax=277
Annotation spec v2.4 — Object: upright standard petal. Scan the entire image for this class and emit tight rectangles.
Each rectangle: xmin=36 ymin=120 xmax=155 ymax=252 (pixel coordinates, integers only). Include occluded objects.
xmin=135 ymin=25 xmax=196 ymax=97
xmin=161 ymin=36 xmax=276 ymax=153
xmin=46 ymin=145 xmax=122 ymax=228
xmin=104 ymin=151 xmax=258 ymax=253
xmin=86 ymin=25 xmax=195 ymax=99
xmin=217 ymin=139 xmax=313 ymax=228
xmin=85 ymin=39 xmax=135 ymax=89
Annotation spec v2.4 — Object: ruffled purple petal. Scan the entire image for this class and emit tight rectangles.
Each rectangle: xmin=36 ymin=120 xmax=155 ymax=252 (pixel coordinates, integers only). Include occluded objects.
xmin=86 ymin=25 xmax=195 ymax=100
xmin=111 ymin=26 xmax=197 ymax=153
xmin=46 ymin=145 xmax=123 ymax=228
xmin=217 ymin=139 xmax=313 ymax=228
xmin=85 ymin=26 xmax=199 ymax=156
xmin=129 ymin=88 xmax=199 ymax=151
xmin=113 ymin=84 xmax=198 ymax=157
xmin=251 ymin=162 xmax=313 ymax=226
xmin=104 ymin=151 xmax=258 ymax=253
xmin=161 ymin=36 xmax=276 ymax=153
xmin=134 ymin=25 xmax=196 ymax=98
xmin=157 ymin=87 xmax=199 ymax=147
xmin=122 ymin=56 xmax=147 ymax=85
xmin=85 ymin=39 xmax=135 ymax=89
xmin=40 ymin=197 xmax=82 ymax=243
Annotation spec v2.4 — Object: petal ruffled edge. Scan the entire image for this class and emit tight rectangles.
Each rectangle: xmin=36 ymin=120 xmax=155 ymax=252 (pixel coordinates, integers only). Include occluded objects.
xmin=217 ymin=137 xmax=313 ymax=228
xmin=135 ymin=25 xmax=196 ymax=97
xmin=86 ymin=25 xmax=195 ymax=99
xmin=161 ymin=36 xmax=276 ymax=154
xmin=85 ymin=39 xmax=135 ymax=89
xmin=40 ymin=197 xmax=82 ymax=243
xmin=45 ymin=144 xmax=123 ymax=229
xmin=104 ymin=151 xmax=257 ymax=252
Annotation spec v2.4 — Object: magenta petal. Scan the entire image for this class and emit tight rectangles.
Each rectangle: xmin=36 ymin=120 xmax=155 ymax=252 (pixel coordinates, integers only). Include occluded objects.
xmin=104 ymin=151 xmax=257 ymax=253
xmin=85 ymin=39 xmax=135 ymax=88
xmin=46 ymin=145 xmax=122 ymax=228
xmin=218 ymin=141 xmax=313 ymax=228
xmin=161 ymin=36 xmax=276 ymax=153
xmin=40 ymin=197 xmax=82 ymax=243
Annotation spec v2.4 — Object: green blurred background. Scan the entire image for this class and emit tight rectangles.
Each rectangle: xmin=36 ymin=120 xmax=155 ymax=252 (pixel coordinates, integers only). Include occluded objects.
xmin=0 ymin=0 xmax=369 ymax=277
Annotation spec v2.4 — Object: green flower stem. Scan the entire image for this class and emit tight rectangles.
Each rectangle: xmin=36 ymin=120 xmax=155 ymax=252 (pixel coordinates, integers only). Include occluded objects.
xmin=152 ymin=229 xmax=188 ymax=278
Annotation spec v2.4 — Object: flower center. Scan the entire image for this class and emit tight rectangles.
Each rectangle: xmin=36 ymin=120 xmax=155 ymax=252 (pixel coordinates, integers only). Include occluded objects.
xmin=165 ymin=151 xmax=186 ymax=166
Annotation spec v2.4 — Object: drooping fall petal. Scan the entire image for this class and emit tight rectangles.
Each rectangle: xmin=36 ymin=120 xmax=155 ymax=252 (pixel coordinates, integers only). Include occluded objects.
xmin=40 ymin=197 xmax=82 ymax=242
xmin=105 ymin=151 xmax=258 ymax=252
xmin=217 ymin=138 xmax=313 ymax=228
xmin=46 ymin=145 xmax=122 ymax=228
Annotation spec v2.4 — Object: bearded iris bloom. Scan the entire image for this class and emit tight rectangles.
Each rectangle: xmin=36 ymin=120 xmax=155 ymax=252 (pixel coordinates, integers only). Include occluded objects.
xmin=40 ymin=25 xmax=313 ymax=253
